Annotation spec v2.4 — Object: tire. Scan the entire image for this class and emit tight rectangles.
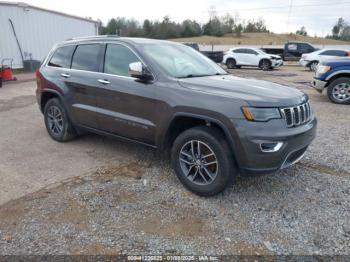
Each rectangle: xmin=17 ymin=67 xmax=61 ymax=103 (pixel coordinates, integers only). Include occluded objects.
xmin=0 ymin=77 xmax=2 ymax=88
xmin=327 ymin=77 xmax=350 ymax=105
xmin=259 ymin=59 xmax=271 ymax=71
xmin=171 ymin=126 xmax=236 ymax=196
xmin=226 ymin=59 xmax=236 ymax=69
xmin=309 ymin=61 xmax=318 ymax=72
xmin=44 ymin=98 xmax=77 ymax=142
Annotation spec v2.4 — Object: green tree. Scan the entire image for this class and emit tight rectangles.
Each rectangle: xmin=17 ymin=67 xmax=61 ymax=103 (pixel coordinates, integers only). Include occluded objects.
xmin=296 ymin=26 xmax=307 ymax=36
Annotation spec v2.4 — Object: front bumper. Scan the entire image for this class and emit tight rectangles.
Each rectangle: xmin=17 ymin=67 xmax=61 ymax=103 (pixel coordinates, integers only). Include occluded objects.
xmin=311 ymin=78 xmax=327 ymax=92
xmin=272 ymin=60 xmax=283 ymax=67
xmin=299 ymin=59 xmax=309 ymax=67
xmin=230 ymin=117 xmax=317 ymax=176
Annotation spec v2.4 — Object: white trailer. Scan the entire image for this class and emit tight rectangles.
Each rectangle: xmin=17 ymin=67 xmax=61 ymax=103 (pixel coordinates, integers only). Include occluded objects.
xmin=0 ymin=1 xmax=98 ymax=68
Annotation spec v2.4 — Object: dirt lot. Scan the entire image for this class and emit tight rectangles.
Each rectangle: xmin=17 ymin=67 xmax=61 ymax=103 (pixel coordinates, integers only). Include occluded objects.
xmin=0 ymin=65 xmax=349 ymax=255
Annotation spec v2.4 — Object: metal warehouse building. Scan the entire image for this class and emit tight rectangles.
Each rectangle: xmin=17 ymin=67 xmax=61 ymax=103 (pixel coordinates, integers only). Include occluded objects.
xmin=0 ymin=1 xmax=98 ymax=68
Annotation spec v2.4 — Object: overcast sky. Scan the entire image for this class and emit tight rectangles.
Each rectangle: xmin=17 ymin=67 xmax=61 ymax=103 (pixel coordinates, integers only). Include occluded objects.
xmin=6 ymin=0 xmax=350 ymax=36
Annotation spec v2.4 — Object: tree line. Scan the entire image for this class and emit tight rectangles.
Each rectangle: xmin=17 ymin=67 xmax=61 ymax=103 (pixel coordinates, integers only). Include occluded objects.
xmin=327 ymin=18 xmax=350 ymax=41
xmin=98 ymin=14 xmax=269 ymax=39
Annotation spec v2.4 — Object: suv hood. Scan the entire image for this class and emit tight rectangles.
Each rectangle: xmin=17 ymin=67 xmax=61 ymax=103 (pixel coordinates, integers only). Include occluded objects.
xmin=178 ymin=75 xmax=307 ymax=107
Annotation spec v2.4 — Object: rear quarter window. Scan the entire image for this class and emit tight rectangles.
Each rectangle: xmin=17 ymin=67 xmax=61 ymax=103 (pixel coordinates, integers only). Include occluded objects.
xmin=48 ymin=45 xmax=76 ymax=68
xmin=71 ymin=44 xmax=102 ymax=72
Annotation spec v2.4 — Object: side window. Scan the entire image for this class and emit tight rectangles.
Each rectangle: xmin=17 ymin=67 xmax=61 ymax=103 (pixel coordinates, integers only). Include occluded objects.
xmin=48 ymin=45 xmax=75 ymax=68
xmin=71 ymin=44 xmax=101 ymax=72
xmin=246 ymin=49 xmax=258 ymax=55
xmin=320 ymin=50 xmax=347 ymax=56
xmin=287 ymin=44 xmax=297 ymax=51
xmin=233 ymin=49 xmax=245 ymax=54
xmin=104 ymin=44 xmax=141 ymax=76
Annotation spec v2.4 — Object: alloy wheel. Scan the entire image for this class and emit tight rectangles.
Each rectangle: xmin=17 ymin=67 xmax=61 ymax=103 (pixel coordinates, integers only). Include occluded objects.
xmin=179 ymin=140 xmax=218 ymax=185
xmin=46 ymin=105 xmax=64 ymax=135
xmin=332 ymin=83 xmax=350 ymax=102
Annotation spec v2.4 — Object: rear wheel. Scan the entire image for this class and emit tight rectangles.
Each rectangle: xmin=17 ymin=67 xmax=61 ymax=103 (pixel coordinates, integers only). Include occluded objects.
xmin=327 ymin=77 xmax=350 ymax=104
xmin=171 ymin=126 xmax=236 ymax=196
xmin=44 ymin=98 xmax=77 ymax=142
xmin=259 ymin=60 xmax=271 ymax=71
xmin=226 ymin=59 xmax=236 ymax=69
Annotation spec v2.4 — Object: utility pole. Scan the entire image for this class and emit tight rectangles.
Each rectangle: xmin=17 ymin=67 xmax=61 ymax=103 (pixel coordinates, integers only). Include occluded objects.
xmin=286 ymin=0 xmax=293 ymax=33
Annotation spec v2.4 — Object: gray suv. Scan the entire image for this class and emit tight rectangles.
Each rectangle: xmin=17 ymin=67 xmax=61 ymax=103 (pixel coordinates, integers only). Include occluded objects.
xmin=36 ymin=36 xmax=317 ymax=196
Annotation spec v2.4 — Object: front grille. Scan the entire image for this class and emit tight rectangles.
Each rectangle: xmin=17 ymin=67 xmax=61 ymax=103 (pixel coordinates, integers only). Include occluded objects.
xmin=280 ymin=102 xmax=311 ymax=128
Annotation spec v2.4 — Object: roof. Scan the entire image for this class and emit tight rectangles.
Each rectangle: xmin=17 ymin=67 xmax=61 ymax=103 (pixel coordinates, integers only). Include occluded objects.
xmin=62 ymin=36 xmax=177 ymax=45
xmin=0 ymin=1 xmax=98 ymax=24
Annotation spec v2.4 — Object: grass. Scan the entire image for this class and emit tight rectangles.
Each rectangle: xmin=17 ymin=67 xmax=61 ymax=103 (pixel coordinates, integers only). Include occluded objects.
xmin=171 ymin=32 xmax=350 ymax=46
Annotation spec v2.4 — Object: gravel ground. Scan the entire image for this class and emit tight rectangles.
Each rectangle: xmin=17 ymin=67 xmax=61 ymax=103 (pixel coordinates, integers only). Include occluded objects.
xmin=0 ymin=65 xmax=349 ymax=255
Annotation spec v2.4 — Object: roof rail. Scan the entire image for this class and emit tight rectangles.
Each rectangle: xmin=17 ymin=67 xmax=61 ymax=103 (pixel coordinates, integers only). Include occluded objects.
xmin=65 ymin=35 xmax=120 ymax=41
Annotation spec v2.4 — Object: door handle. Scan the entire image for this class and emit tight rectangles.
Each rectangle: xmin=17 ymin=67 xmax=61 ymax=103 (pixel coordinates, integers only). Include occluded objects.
xmin=60 ymin=73 xmax=70 ymax=78
xmin=98 ymin=79 xmax=110 ymax=85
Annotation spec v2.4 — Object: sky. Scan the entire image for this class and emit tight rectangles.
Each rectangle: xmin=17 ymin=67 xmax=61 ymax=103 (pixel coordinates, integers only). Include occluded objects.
xmin=5 ymin=0 xmax=350 ymax=36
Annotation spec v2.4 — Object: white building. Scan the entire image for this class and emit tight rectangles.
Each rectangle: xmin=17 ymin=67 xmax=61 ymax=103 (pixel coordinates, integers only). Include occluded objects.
xmin=0 ymin=1 xmax=99 ymax=68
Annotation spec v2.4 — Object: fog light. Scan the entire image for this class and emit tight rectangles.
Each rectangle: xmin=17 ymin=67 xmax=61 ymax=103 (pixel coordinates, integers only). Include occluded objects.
xmin=260 ymin=142 xmax=283 ymax=153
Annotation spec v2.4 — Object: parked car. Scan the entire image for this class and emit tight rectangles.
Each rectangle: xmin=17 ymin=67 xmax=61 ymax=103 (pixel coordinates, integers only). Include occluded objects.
xmin=36 ymin=36 xmax=317 ymax=196
xmin=182 ymin=42 xmax=223 ymax=63
xmin=312 ymin=57 xmax=350 ymax=104
xmin=262 ymin=41 xmax=317 ymax=61
xmin=300 ymin=49 xmax=349 ymax=72
xmin=223 ymin=47 xmax=283 ymax=70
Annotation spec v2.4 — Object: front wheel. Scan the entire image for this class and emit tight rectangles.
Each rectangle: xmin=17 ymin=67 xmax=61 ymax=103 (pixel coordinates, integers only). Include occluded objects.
xmin=259 ymin=60 xmax=271 ymax=71
xmin=171 ymin=126 xmax=236 ymax=196
xmin=327 ymin=77 xmax=350 ymax=104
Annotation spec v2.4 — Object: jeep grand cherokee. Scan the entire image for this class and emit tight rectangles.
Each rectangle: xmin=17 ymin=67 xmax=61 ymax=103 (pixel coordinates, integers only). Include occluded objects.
xmin=36 ymin=36 xmax=317 ymax=196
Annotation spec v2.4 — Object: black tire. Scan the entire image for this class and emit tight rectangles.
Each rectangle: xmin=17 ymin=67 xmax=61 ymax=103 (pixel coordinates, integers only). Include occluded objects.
xmin=44 ymin=98 xmax=77 ymax=142
xmin=226 ymin=59 xmax=236 ymax=69
xmin=309 ymin=61 xmax=318 ymax=72
xmin=327 ymin=77 xmax=350 ymax=105
xmin=171 ymin=126 xmax=236 ymax=196
xmin=0 ymin=77 xmax=2 ymax=88
xmin=259 ymin=59 xmax=271 ymax=71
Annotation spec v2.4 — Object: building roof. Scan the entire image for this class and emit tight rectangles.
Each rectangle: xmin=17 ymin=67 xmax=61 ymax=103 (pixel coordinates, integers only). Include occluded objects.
xmin=0 ymin=1 xmax=99 ymax=24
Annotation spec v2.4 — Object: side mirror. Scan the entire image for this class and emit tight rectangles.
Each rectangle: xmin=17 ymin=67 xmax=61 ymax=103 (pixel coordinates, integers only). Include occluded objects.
xmin=128 ymin=62 xmax=153 ymax=81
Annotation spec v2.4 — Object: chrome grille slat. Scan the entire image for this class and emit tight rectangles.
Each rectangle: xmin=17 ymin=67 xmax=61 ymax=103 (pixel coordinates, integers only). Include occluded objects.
xmin=281 ymin=102 xmax=311 ymax=128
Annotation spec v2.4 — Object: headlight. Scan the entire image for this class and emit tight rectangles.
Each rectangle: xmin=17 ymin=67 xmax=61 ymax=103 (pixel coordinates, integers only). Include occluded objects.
xmin=317 ymin=65 xmax=331 ymax=74
xmin=242 ymin=107 xmax=281 ymax=122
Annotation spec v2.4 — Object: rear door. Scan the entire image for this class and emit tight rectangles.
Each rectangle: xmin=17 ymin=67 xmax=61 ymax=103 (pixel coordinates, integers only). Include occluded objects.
xmin=66 ymin=43 xmax=104 ymax=128
xmin=94 ymin=43 xmax=157 ymax=145
xmin=232 ymin=48 xmax=246 ymax=65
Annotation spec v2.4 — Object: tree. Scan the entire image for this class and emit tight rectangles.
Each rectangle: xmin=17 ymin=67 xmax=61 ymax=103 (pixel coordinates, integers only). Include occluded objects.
xmin=296 ymin=26 xmax=307 ymax=36
xmin=143 ymin=19 xmax=153 ymax=38
xmin=234 ymin=24 xmax=243 ymax=37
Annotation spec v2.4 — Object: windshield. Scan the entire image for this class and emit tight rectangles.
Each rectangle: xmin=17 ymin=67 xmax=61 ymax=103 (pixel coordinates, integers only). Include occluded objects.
xmin=141 ymin=44 xmax=227 ymax=78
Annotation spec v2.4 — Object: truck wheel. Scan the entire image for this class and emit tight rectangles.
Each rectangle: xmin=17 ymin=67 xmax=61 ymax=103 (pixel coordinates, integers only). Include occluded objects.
xmin=259 ymin=60 xmax=271 ymax=71
xmin=327 ymin=77 xmax=350 ymax=104
xmin=171 ymin=126 xmax=236 ymax=196
xmin=44 ymin=98 xmax=77 ymax=142
xmin=309 ymin=61 xmax=318 ymax=72
xmin=226 ymin=59 xmax=236 ymax=69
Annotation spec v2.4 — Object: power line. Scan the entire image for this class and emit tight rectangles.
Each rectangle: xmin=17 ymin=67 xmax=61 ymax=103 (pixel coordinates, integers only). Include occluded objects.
xmin=207 ymin=1 xmax=350 ymax=13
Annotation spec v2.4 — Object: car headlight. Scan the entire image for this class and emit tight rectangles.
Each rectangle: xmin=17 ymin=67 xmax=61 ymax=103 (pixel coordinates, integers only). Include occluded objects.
xmin=317 ymin=65 xmax=331 ymax=74
xmin=242 ymin=107 xmax=281 ymax=122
